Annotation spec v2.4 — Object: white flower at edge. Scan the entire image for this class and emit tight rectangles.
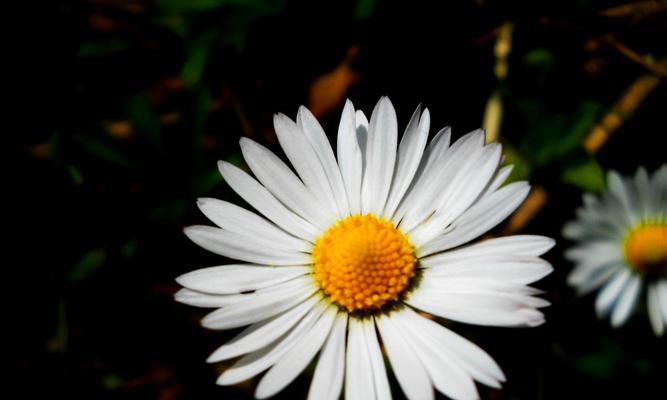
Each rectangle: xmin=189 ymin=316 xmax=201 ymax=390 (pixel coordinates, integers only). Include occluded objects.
xmin=176 ymin=97 xmax=554 ymax=400
xmin=564 ymin=166 xmax=667 ymax=336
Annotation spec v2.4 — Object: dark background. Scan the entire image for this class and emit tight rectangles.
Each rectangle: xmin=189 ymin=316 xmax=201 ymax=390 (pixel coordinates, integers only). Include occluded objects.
xmin=12 ymin=0 xmax=667 ymax=399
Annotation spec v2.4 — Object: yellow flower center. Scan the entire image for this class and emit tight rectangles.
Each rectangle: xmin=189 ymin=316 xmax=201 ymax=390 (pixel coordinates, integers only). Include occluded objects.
xmin=312 ymin=214 xmax=417 ymax=312
xmin=624 ymin=222 xmax=667 ymax=276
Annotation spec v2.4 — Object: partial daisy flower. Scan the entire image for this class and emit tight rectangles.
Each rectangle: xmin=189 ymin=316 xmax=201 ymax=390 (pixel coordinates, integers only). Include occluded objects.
xmin=564 ymin=166 xmax=667 ymax=336
xmin=177 ymin=97 xmax=554 ymax=399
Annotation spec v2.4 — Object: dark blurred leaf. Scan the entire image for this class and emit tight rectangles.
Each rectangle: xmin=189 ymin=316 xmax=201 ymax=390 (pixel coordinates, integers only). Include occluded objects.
xmin=190 ymin=88 xmax=212 ymax=163
xmin=66 ymin=164 xmax=84 ymax=185
xmin=102 ymin=374 xmax=124 ymax=390
xmin=79 ymin=137 xmax=137 ymax=169
xmin=561 ymin=156 xmax=606 ymax=192
xmin=193 ymin=167 xmax=223 ymax=195
xmin=46 ymin=299 xmax=68 ymax=354
xmin=159 ymin=0 xmax=284 ymax=14
xmin=150 ymin=200 xmax=188 ymax=224
xmin=523 ymin=48 xmax=556 ymax=69
xmin=502 ymin=143 xmax=532 ymax=181
xmin=152 ymin=14 xmax=190 ymax=37
xmin=225 ymin=152 xmax=244 ymax=167
xmin=121 ymin=239 xmax=139 ymax=258
xmin=181 ymin=34 xmax=215 ymax=87
xmin=354 ymin=0 xmax=376 ymax=19
xmin=520 ymin=100 xmax=603 ymax=166
xmin=572 ymin=338 xmax=623 ymax=379
xmin=69 ymin=248 xmax=107 ymax=283
xmin=126 ymin=94 xmax=164 ymax=152
xmin=78 ymin=40 xmax=130 ymax=58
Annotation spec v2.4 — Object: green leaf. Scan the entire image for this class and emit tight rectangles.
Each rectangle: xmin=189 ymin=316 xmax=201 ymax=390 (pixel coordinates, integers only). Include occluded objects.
xmin=69 ymin=248 xmax=107 ymax=283
xmin=502 ymin=143 xmax=532 ymax=182
xmin=519 ymin=100 xmax=603 ymax=166
xmin=561 ymin=157 xmax=605 ymax=192
xmin=572 ymin=338 xmax=623 ymax=379
xmin=46 ymin=299 xmax=68 ymax=354
xmin=66 ymin=165 xmax=84 ymax=186
xmin=354 ymin=0 xmax=376 ymax=19
xmin=150 ymin=200 xmax=188 ymax=224
xmin=193 ymin=167 xmax=223 ymax=194
xmin=121 ymin=239 xmax=139 ymax=258
xmin=78 ymin=40 xmax=130 ymax=58
xmin=523 ymin=48 xmax=555 ymax=69
xmin=126 ymin=94 xmax=164 ymax=152
xmin=79 ymin=137 xmax=136 ymax=169
xmin=181 ymin=34 xmax=215 ymax=87
xmin=102 ymin=374 xmax=124 ymax=390
xmin=160 ymin=0 xmax=284 ymax=13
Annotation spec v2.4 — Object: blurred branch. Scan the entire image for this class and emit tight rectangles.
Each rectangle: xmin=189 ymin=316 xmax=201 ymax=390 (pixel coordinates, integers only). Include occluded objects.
xmin=501 ymin=186 xmax=547 ymax=234
xmin=483 ymin=22 xmax=513 ymax=144
xmin=584 ymin=63 xmax=664 ymax=153
xmin=599 ymin=0 xmax=667 ymax=20
xmin=603 ymin=36 xmax=667 ymax=77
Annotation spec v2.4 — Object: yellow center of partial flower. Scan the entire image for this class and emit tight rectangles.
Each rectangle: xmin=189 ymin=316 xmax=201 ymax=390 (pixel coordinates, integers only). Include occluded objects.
xmin=624 ymin=222 xmax=667 ymax=276
xmin=312 ymin=214 xmax=416 ymax=312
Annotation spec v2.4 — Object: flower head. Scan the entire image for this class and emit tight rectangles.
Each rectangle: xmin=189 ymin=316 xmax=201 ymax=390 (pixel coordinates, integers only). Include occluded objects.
xmin=177 ymin=97 xmax=554 ymax=399
xmin=564 ymin=166 xmax=667 ymax=336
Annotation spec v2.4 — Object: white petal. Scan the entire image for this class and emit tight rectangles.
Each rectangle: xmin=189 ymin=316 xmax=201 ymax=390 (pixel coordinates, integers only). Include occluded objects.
xmin=383 ymin=106 xmax=430 ymax=218
xmin=607 ymin=171 xmax=639 ymax=223
xmin=361 ymin=97 xmax=398 ymax=214
xmin=413 ymin=127 xmax=452 ymax=184
xmin=207 ymin=295 xmax=320 ymax=362
xmin=564 ymin=240 xmax=622 ymax=264
xmin=177 ymin=265 xmax=310 ymax=295
xmin=365 ymin=317 xmax=392 ymax=400
xmin=337 ymin=100 xmax=363 ymax=214
xmin=274 ymin=113 xmax=340 ymax=218
xmin=201 ymin=277 xmax=317 ymax=329
xmin=393 ymin=310 xmax=479 ymax=400
xmin=647 ymin=283 xmax=665 ymax=337
xmin=217 ymin=302 xmax=327 ymax=385
xmin=376 ymin=314 xmax=434 ymax=400
xmin=595 ymin=268 xmax=632 ymax=317
xmin=255 ymin=306 xmax=337 ymax=399
xmin=657 ymin=279 xmax=667 ymax=322
xmin=184 ymin=225 xmax=310 ymax=265
xmin=218 ymin=161 xmax=318 ymax=240
xmin=633 ymin=167 xmax=653 ymax=218
xmin=391 ymin=126 xmax=451 ymax=222
xmin=421 ymin=256 xmax=553 ymax=285
xmin=298 ymin=106 xmax=350 ymax=215
xmin=569 ymin=263 xmax=622 ymax=295
xmin=174 ymin=288 xmax=248 ymax=308
xmin=483 ymin=164 xmax=513 ymax=196
xmin=240 ymin=138 xmax=333 ymax=228
xmin=409 ymin=142 xmax=502 ymax=245
xmin=308 ymin=314 xmax=347 ymax=400
xmin=421 ymin=235 xmax=555 ymax=264
xmin=417 ymin=182 xmax=531 ymax=255
xmin=345 ymin=318 xmax=376 ymax=400
xmin=611 ymin=276 xmax=641 ymax=327
xmin=407 ymin=289 xmax=545 ymax=327
xmin=399 ymin=129 xmax=485 ymax=233
xmin=400 ymin=308 xmax=505 ymax=388
xmin=197 ymin=198 xmax=311 ymax=252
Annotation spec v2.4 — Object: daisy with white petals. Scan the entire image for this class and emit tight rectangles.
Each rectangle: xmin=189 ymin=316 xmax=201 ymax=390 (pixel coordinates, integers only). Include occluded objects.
xmin=176 ymin=97 xmax=554 ymax=399
xmin=564 ymin=166 xmax=667 ymax=336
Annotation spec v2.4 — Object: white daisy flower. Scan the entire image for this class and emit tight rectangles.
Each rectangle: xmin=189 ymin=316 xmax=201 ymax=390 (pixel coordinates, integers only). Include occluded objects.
xmin=564 ymin=166 xmax=667 ymax=336
xmin=177 ymin=97 xmax=554 ymax=399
